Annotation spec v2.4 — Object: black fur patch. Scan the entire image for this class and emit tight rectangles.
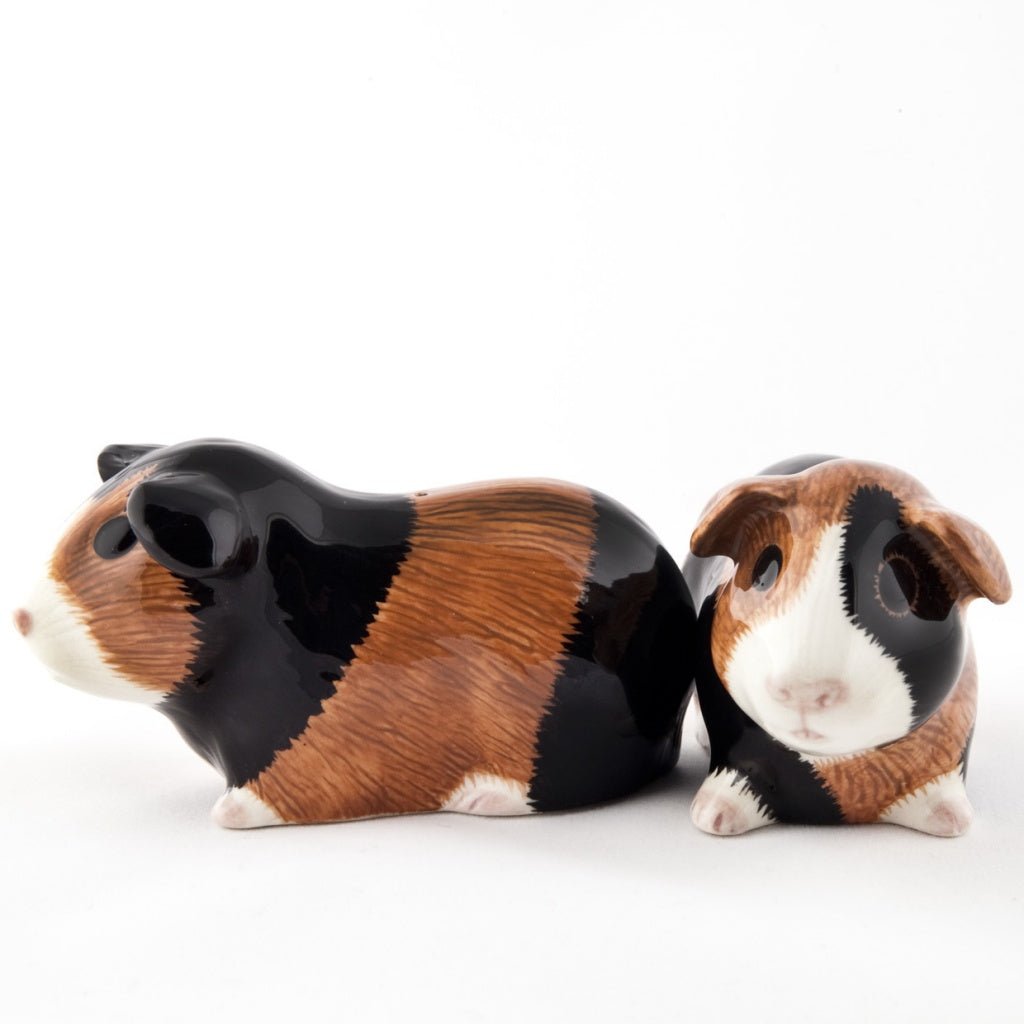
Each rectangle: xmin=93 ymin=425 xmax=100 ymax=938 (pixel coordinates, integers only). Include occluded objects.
xmin=528 ymin=491 xmax=695 ymax=811
xmin=839 ymin=486 xmax=964 ymax=726
xmin=151 ymin=443 xmax=414 ymax=787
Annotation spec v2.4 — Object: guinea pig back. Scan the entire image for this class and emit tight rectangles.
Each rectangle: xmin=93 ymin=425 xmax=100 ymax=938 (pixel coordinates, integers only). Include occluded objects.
xmin=683 ymin=455 xmax=1010 ymax=838
xmin=15 ymin=440 xmax=695 ymax=828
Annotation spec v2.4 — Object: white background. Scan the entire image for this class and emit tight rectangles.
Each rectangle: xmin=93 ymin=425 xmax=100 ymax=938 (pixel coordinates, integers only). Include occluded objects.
xmin=1 ymin=3 xmax=1022 ymax=1021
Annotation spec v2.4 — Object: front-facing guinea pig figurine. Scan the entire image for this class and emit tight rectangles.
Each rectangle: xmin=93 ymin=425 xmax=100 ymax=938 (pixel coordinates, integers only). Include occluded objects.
xmin=683 ymin=455 xmax=1011 ymax=837
xmin=14 ymin=440 xmax=694 ymax=828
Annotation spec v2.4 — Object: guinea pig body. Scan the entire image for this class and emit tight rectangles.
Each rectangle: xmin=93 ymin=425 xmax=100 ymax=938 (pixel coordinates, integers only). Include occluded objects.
xmin=683 ymin=455 xmax=1010 ymax=837
xmin=19 ymin=440 xmax=694 ymax=827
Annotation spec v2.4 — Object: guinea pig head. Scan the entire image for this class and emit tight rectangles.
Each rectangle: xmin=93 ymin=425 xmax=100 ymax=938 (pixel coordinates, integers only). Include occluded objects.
xmin=15 ymin=445 xmax=254 ymax=704
xmin=691 ymin=460 xmax=1011 ymax=757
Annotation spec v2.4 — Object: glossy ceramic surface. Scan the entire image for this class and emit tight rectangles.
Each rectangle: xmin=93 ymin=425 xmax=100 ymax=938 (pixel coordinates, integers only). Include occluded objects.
xmin=682 ymin=455 xmax=1011 ymax=837
xmin=16 ymin=440 xmax=694 ymax=827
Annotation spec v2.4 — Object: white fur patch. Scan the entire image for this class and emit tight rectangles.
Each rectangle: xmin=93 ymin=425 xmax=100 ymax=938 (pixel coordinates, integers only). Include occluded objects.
xmin=690 ymin=693 xmax=710 ymax=753
xmin=441 ymin=773 xmax=533 ymax=816
xmin=881 ymin=770 xmax=973 ymax=836
xmin=691 ymin=768 xmax=774 ymax=836
xmin=19 ymin=574 xmax=164 ymax=706
xmin=722 ymin=524 xmax=914 ymax=756
xmin=212 ymin=787 xmax=285 ymax=829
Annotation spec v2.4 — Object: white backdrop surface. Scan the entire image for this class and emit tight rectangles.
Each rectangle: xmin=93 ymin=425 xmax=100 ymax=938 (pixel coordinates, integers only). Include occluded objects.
xmin=1 ymin=3 xmax=1021 ymax=1022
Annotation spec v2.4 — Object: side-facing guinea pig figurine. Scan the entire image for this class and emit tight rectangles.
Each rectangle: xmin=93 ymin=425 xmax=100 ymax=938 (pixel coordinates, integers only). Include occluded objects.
xmin=14 ymin=440 xmax=694 ymax=827
xmin=682 ymin=455 xmax=1011 ymax=837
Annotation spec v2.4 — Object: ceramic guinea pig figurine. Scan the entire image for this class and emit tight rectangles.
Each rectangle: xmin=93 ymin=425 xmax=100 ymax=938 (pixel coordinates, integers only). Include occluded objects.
xmin=14 ymin=440 xmax=695 ymax=828
xmin=682 ymin=454 xmax=1011 ymax=837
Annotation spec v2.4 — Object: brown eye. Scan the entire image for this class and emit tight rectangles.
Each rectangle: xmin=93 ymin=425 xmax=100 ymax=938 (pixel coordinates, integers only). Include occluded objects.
xmin=94 ymin=516 xmax=137 ymax=559
xmin=874 ymin=551 xmax=920 ymax=619
xmin=752 ymin=545 xmax=782 ymax=591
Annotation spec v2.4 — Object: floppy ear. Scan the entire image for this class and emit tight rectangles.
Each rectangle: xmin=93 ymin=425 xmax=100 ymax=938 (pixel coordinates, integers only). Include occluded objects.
xmin=690 ymin=476 xmax=794 ymax=559
xmin=126 ymin=473 xmax=253 ymax=577
xmin=98 ymin=444 xmax=163 ymax=482
xmin=903 ymin=501 xmax=1012 ymax=605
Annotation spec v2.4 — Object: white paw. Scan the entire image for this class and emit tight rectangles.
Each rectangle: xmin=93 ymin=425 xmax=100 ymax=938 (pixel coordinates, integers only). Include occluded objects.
xmin=882 ymin=771 xmax=973 ymax=837
xmin=442 ymin=773 xmax=532 ymax=816
xmin=925 ymin=799 xmax=973 ymax=837
xmin=212 ymin=787 xmax=285 ymax=829
xmin=691 ymin=768 xmax=774 ymax=836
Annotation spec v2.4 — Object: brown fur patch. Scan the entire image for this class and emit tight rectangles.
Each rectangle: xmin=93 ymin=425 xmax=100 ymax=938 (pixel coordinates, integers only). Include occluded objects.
xmin=50 ymin=469 xmax=199 ymax=696
xmin=812 ymin=648 xmax=977 ymax=823
xmin=693 ymin=460 xmax=936 ymax=563
xmin=903 ymin=502 xmax=1012 ymax=604
xmin=249 ymin=481 xmax=596 ymax=823
xmin=708 ymin=507 xmax=807 ymax=690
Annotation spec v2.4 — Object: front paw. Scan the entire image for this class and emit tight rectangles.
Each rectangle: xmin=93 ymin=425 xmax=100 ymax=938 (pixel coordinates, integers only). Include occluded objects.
xmin=925 ymin=798 xmax=973 ymax=837
xmin=881 ymin=770 xmax=973 ymax=837
xmin=691 ymin=769 xmax=774 ymax=836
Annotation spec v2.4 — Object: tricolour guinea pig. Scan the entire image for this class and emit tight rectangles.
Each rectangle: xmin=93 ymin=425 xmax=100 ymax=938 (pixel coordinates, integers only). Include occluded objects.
xmin=682 ymin=454 xmax=1011 ymax=837
xmin=14 ymin=440 xmax=694 ymax=828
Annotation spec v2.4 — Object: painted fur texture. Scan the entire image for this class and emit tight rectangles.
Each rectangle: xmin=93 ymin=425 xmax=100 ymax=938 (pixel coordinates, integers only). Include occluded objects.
xmin=683 ymin=455 xmax=1010 ymax=837
xmin=16 ymin=441 xmax=694 ymax=827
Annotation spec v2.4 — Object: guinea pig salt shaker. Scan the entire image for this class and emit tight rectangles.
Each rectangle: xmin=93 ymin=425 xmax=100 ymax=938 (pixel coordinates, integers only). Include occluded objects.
xmin=682 ymin=455 xmax=1011 ymax=837
xmin=14 ymin=440 xmax=695 ymax=827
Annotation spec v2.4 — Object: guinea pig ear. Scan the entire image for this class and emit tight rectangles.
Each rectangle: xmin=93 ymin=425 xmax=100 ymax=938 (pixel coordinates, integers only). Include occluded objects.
xmin=126 ymin=473 xmax=253 ymax=578
xmin=98 ymin=444 xmax=163 ymax=482
xmin=690 ymin=476 xmax=794 ymax=559
xmin=902 ymin=502 xmax=1012 ymax=605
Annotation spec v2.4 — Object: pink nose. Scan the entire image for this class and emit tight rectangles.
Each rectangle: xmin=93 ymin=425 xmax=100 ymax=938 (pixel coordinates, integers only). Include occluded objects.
xmin=13 ymin=608 xmax=32 ymax=637
xmin=767 ymin=676 xmax=847 ymax=711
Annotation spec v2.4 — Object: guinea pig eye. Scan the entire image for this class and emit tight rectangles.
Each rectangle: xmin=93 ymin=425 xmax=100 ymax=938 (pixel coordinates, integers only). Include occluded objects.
xmin=751 ymin=545 xmax=782 ymax=591
xmin=874 ymin=549 xmax=920 ymax=619
xmin=873 ymin=534 xmax=957 ymax=622
xmin=93 ymin=516 xmax=137 ymax=559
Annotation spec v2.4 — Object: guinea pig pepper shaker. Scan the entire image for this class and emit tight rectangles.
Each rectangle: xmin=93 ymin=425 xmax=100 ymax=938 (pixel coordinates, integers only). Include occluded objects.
xmin=683 ymin=455 xmax=1011 ymax=837
xmin=13 ymin=440 xmax=695 ymax=827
